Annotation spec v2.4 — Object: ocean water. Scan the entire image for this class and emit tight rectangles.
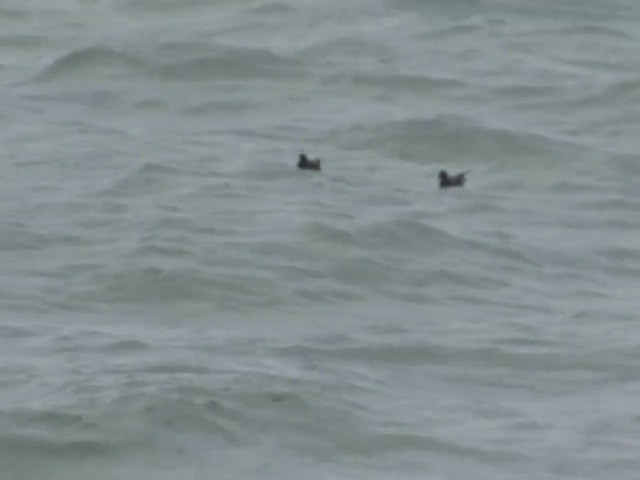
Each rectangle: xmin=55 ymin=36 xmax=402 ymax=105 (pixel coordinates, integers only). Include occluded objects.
xmin=1 ymin=1 xmax=640 ymax=478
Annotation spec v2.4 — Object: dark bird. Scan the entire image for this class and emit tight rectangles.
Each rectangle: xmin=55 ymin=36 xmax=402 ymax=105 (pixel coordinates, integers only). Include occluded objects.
xmin=297 ymin=152 xmax=321 ymax=171
xmin=438 ymin=170 xmax=468 ymax=188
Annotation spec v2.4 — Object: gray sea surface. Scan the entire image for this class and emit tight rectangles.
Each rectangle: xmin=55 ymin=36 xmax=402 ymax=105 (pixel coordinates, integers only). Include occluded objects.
xmin=1 ymin=1 xmax=640 ymax=479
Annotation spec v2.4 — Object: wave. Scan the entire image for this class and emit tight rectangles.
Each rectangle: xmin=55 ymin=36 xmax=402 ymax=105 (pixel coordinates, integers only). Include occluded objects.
xmin=78 ymin=266 xmax=212 ymax=304
xmin=31 ymin=44 xmax=302 ymax=84
xmin=72 ymin=262 xmax=286 ymax=309
xmin=350 ymin=73 xmax=466 ymax=93
xmin=153 ymin=46 xmax=303 ymax=81
xmin=118 ymin=0 xmax=222 ymax=13
xmin=181 ymin=99 xmax=256 ymax=116
xmin=330 ymin=115 xmax=577 ymax=163
xmin=98 ymin=162 xmax=192 ymax=198
xmin=296 ymin=216 xmax=534 ymax=298
xmin=32 ymin=46 xmax=148 ymax=82
xmin=422 ymin=22 xmax=483 ymax=39
xmin=0 ymin=323 xmax=36 ymax=338
xmin=301 ymin=221 xmax=359 ymax=247
xmin=0 ymin=7 xmax=28 ymax=19
xmin=553 ymin=78 xmax=640 ymax=113
xmin=295 ymin=36 xmax=394 ymax=62
xmin=355 ymin=218 xmax=466 ymax=253
xmin=245 ymin=2 xmax=293 ymax=15
xmin=55 ymin=211 xmax=531 ymax=310
xmin=499 ymin=2 xmax=633 ymax=21
xmin=0 ymin=34 xmax=45 ymax=48
xmin=490 ymin=83 xmax=563 ymax=100
xmin=536 ymin=24 xmax=632 ymax=39
xmin=50 ymin=205 xmax=544 ymax=309
xmin=0 ymin=220 xmax=82 ymax=252
xmin=0 ymin=433 xmax=119 ymax=457
xmin=388 ymin=0 xmax=485 ymax=15
xmin=600 ymin=77 xmax=640 ymax=98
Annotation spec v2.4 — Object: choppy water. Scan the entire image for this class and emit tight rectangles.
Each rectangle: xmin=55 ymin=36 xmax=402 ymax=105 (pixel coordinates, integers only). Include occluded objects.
xmin=2 ymin=1 xmax=640 ymax=479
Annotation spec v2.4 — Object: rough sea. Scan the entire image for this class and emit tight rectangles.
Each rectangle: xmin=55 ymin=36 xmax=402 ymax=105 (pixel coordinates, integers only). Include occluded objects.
xmin=1 ymin=1 xmax=640 ymax=479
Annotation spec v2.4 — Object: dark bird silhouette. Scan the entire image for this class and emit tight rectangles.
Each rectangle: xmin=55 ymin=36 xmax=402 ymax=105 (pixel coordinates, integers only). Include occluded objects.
xmin=438 ymin=170 xmax=468 ymax=188
xmin=297 ymin=152 xmax=321 ymax=171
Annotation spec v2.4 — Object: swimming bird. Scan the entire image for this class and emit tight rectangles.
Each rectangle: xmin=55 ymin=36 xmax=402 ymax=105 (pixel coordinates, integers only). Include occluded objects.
xmin=297 ymin=152 xmax=321 ymax=171
xmin=438 ymin=170 xmax=468 ymax=188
